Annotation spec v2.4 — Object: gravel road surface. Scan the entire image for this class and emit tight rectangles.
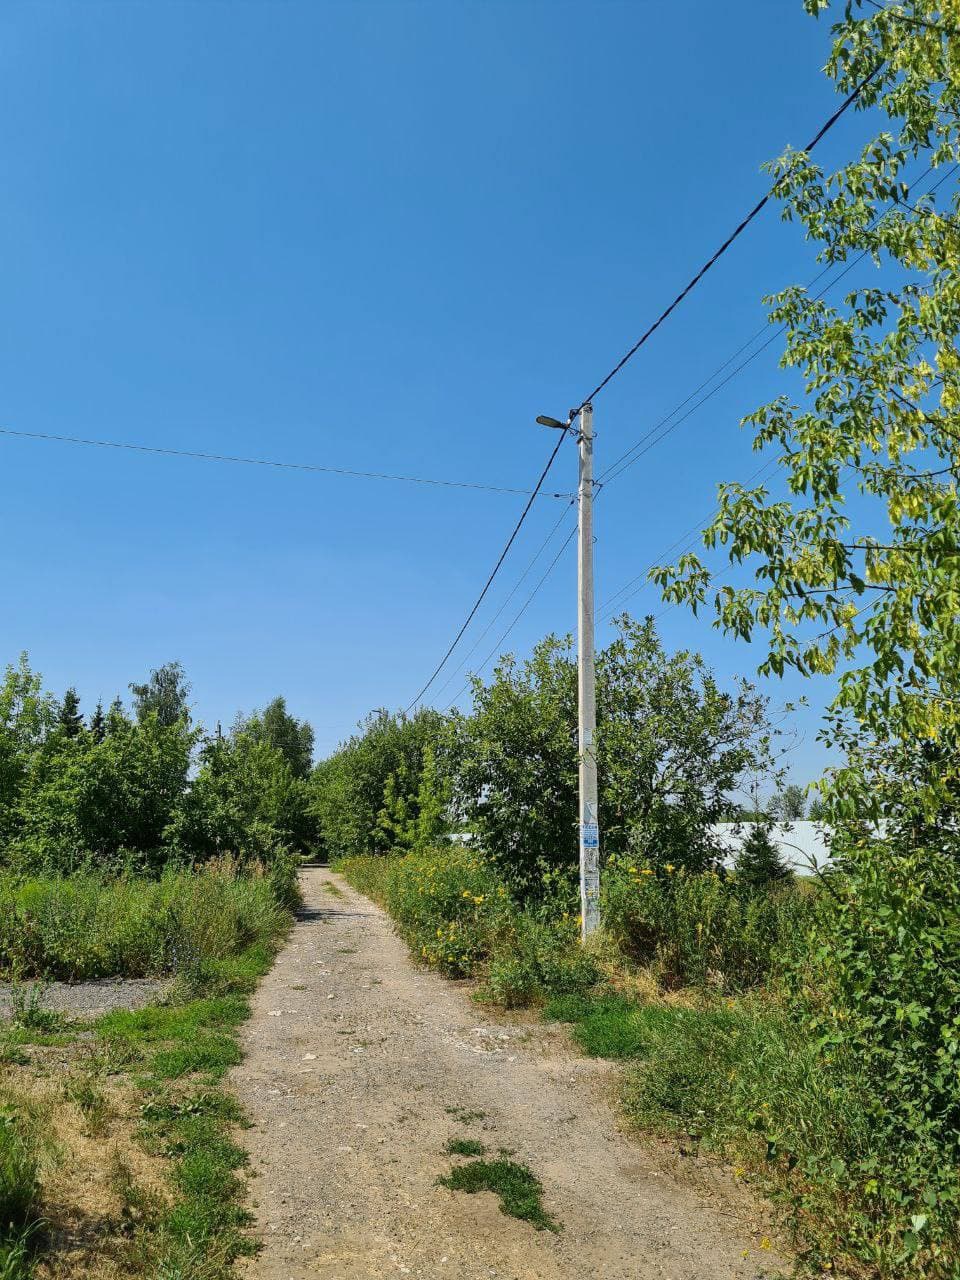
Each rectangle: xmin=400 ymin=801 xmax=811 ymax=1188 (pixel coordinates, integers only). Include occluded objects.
xmin=233 ymin=869 xmax=785 ymax=1280
xmin=0 ymin=977 xmax=167 ymax=1019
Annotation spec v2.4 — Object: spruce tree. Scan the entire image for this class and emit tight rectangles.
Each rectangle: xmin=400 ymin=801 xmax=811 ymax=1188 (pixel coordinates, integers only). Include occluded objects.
xmin=89 ymin=700 xmax=106 ymax=744
xmin=58 ymin=687 xmax=84 ymax=738
xmin=734 ymin=822 xmax=792 ymax=890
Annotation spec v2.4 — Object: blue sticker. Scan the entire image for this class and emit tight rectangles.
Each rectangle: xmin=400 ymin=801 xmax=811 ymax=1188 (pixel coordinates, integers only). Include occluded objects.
xmin=582 ymin=822 xmax=599 ymax=848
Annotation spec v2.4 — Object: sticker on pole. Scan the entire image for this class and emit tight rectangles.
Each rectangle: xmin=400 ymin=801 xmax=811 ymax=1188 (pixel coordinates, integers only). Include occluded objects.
xmin=581 ymin=822 xmax=599 ymax=849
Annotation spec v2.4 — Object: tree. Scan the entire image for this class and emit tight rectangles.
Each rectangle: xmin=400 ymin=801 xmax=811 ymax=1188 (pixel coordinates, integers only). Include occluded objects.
xmin=807 ymin=794 xmax=827 ymax=821
xmin=17 ymin=710 xmax=196 ymax=870
xmin=769 ymin=783 xmax=806 ymax=821
xmin=734 ymin=822 xmax=793 ymax=889
xmin=241 ymin=697 xmax=314 ymax=779
xmin=168 ymin=726 xmax=316 ymax=862
xmin=451 ymin=617 xmax=777 ymax=896
xmin=130 ymin=661 xmax=191 ymax=728
xmin=652 ymin=7 xmax=960 ymax=1266
xmin=88 ymin=700 xmax=106 ymax=745
xmin=654 ymin=1 xmax=960 ymax=830
xmin=311 ymin=709 xmax=445 ymax=858
xmin=58 ymin=688 xmax=84 ymax=738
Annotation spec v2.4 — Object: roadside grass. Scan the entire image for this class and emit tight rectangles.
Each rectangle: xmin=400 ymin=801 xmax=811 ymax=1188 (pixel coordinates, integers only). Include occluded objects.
xmin=0 ymin=866 xmax=299 ymax=1279
xmin=438 ymin=1156 xmax=560 ymax=1233
xmin=0 ymin=859 xmax=292 ymax=982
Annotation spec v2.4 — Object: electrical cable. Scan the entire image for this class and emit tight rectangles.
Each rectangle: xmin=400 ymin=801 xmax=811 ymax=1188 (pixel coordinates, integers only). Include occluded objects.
xmin=442 ymin=525 xmax=577 ymax=711
xmin=403 ymin=427 xmax=570 ymax=713
xmin=0 ymin=425 xmax=566 ymax=499
xmin=430 ymin=498 xmax=578 ymax=702
xmin=572 ymin=61 xmax=884 ymax=413
xmin=405 ymin=49 xmax=891 ymax=711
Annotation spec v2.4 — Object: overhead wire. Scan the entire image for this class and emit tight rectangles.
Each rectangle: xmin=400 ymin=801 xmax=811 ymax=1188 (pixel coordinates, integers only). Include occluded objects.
xmin=442 ymin=526 xmax=577 ymax=712
xmin=430 ymin=498 xmax=578 ymax=702
xmin=403 ymin=428 xmax=571 ymax=714
xmin=406 ymin=46 xmax=889 ymax=712
xmin=0 ymin=426 xmax=570 ymax=499
xmin=594 ymin=161 xmax=959 ymax=620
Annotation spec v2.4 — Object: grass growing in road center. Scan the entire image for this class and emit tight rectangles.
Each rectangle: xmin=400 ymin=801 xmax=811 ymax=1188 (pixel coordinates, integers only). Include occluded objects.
xmin=439 ymin=1156 xmax=560 ymax=1233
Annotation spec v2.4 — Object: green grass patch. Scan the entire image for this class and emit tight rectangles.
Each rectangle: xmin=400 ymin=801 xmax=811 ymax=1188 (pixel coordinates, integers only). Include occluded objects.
xmin=438 ymin=1157 xmax=559 ymax=1233
xmin=446 ymin=1137 xmax=484 ymax=1156
xmin=0 ymin=862 xmax=295 ymax=981
xmin=321 ymin=880 xmax=344 ymax=898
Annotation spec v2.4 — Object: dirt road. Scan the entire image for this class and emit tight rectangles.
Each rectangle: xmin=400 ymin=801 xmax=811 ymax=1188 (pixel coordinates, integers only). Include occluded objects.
xmin=233 ymin=869 xmax=784 ymax=1280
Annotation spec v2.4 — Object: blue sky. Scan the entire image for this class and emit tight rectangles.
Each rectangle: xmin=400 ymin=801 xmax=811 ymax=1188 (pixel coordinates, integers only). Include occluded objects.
xmin=0 ymin=1 xmax=886 ymax=782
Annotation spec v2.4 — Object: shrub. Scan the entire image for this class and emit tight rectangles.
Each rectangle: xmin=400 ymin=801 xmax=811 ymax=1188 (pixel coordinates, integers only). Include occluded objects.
xmin=339 ymin=848 xmax=597 ymax=1004
xmin=381 ymin=846 xmax=505 ymax=978
xmin=602 ymin=857 xmax=811 ymax=990
xmin=483 ymin=914 xmax=598 ymax=1008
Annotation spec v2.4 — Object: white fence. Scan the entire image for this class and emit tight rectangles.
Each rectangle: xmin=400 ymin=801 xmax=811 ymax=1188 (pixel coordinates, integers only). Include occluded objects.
xmin=710 ymin=821 xmax=831 ymax=875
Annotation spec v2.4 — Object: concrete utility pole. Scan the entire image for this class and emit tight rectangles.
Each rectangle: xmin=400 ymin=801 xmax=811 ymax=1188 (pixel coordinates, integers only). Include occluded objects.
xmin=576 ymin=403 xmax=600 ymax=939
xmin=536 ymin=405 xmax=601 ymax=940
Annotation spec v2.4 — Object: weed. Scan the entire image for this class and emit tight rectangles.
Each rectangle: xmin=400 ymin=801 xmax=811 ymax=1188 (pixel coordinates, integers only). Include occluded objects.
xmin=8 ymin=985 xmax=64 ymax=1035
xmin=438 ymin=1157 xmax=559 ymax=1233
xmin=445 ymin=1106 xmax=486 ymax=1124
xmin=446 ymin=1137 xmax=484 ymax=1156
xmin=62 ymin=1075 xmax=109 ymax=1135
xmin=321 ymin=881 xmax=344 ymax=898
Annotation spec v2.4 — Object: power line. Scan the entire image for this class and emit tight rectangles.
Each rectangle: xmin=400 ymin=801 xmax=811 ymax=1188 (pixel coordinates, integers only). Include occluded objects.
xmin=862 ymin=0 xmax=960 ymax=37
xmin=572 ymin=61 xmax=884 ymax=413
xmin=431 ymin=498 xmax=577 ymax=702
xmin=0 ymin=425 xmax=565 ymax=499
xmin=405 ymin=51 xmax=888 ymax=711
xmin=404 ymin=426 xmax=571 ymax=714
xmin=442 ymin=525 xmax=577 ymax=712
xmin=597 ymin=161 xmax=959 ymax=488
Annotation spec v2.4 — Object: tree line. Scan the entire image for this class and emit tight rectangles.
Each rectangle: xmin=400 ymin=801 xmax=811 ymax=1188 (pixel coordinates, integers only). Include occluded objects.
xmin=0 ymin=655 xmax=319 ymax=873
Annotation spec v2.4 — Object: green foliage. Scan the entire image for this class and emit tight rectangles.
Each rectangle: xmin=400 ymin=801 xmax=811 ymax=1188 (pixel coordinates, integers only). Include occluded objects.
xmin=0 ymin=861 xmax=292 ymax=980
xmin=0 ymin=1105 xmax=39 ymax=1242
xmin=239 ymin=696 xmax=314 ymax=780
xmin=378 ymin=845 xmax=504 ymax=977
xmin=445 ymin=1137 xmax=484 ymax=1157
xmin=602 ymin=856 xmax=809 ymax=990
xmin=769 ymin=784 xmax=806 ymax=821
xmin=451 ymin=618 xmax=777 ymax=898
xmin=482 ymin=912 xmax=598 ymax=1008
xmin=14 ymin=708 xmax=196 ymax=873
xmin=734 ymin=823 xmax=794 ymax=889
xmin=438 ymin=1157 xmax=559 ymax=1233
xmin=543 ymin=992 xmax=655 ymax=1059
xmin=129 ymin=661 xmax=191 ymax=728
xmin=337 ymin=849 xmax=597 ymax=1003
xmin=311 ymin=708 xmax=446 ymax=858
xmin=168 ymin=728 xmax=316 ymax=862
xmin=56 ymin=689 xmax=83 ymax=739
xmin=0 ymin=657 xmax=56 ymax=847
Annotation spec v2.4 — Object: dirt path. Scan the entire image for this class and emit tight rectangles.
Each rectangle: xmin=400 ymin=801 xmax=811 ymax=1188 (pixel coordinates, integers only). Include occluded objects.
xmin=232 ymin=870 xmax=785 ymax=1280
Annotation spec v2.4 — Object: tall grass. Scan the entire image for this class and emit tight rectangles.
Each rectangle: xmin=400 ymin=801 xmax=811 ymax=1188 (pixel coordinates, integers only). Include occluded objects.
xmin=0 ymin=857 xmax=298 ymax=981
xmin=602 ymin=855 xmax=813 ymax=990
xmin=0 ymin=1097 xmax=43 ymax=1280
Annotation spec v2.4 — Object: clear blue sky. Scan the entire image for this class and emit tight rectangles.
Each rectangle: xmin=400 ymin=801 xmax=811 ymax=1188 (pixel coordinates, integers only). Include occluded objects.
xmin=0 ymin=1 xmax=883 ymax=783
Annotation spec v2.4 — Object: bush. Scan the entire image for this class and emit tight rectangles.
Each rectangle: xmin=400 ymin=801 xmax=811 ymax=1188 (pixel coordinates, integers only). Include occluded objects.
xmin=338 ymin=848 xmax=598 ymax=1003
xmin=602 ymin=857 xmax=811 ymax=990
xmin=0 ymin=860 xmax=293 ymax=981
xmin=380 ymin=846 xmax=505 ymax=978
xmin=484 ymin=913 xmax=598 ymax=1008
